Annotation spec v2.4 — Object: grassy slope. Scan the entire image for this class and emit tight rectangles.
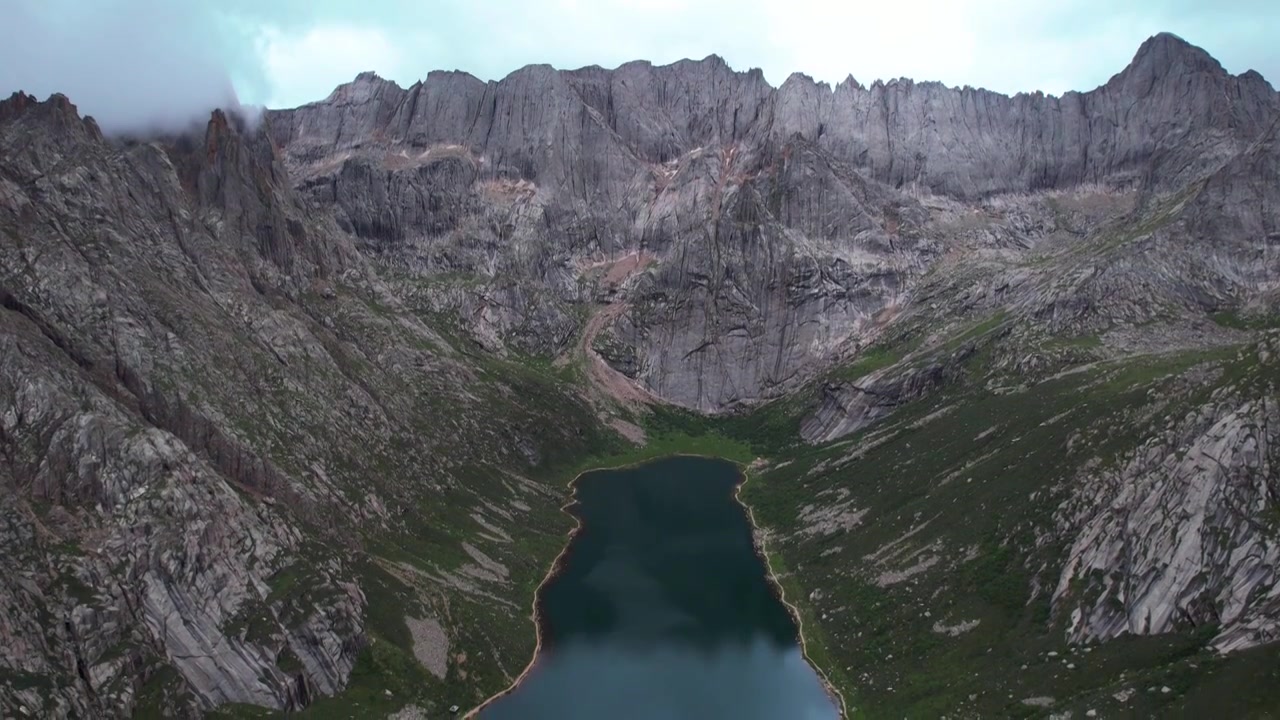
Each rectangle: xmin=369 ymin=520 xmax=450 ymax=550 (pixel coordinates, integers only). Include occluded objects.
xmin=204 ymin=323 xmax=761 ymax=719
xmin=734 ymin=336 xmax=1280 ymax=718
xmin=204 ymin=277 xmax=1278 ymax=720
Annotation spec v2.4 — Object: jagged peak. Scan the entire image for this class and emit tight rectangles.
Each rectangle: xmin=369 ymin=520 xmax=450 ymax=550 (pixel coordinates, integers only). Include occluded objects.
xmin=0 ymin=91 xmax=78 ymax=120
xmin=659 ymin=53 xmax=736 ymax=75
xmin=499 ymin=63 xmax=571 ymax=92
xmin=837 ymin=74 xmax=863 ymax=92
xmin=425 ymin=68 xmax=481 ymax=79
xmin=337 ymin=70 xmax=401 ymax=91
xmin=320 ymin=72 xmax=405 ymax=105
xmin=613 ymin=59 xmax=655 ymax=72
xmin=205 ymin=107 xmax=262 ymax=145
xmin=287 ymin=32 xmax=1267 ymax=116
xmin=1119 ymin=31 xmax=1225 ymax=83
xmin=1237 ymin=68 xmax=1275 ymax=91
xmin=0 ymin=90 xmax=103 ymax=141
xmin=504 ymin=62 xmax=559 ymax=79
xmin=701 ymin=53 xmax=728 ymax=66
xmin=1135 ymin=32 xmax=1199 ymax=58
xmin=781 ymin=71 xmax=819 ymax=87
xmin=0 ymin=90 xmax=39 ymax=124
xmin=157 ymin=105 xmax=283 ymax=203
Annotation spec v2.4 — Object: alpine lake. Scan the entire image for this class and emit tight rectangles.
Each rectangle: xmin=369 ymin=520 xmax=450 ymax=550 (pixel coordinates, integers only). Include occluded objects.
xmin=477 ymin=455 xmax=840 ymax=720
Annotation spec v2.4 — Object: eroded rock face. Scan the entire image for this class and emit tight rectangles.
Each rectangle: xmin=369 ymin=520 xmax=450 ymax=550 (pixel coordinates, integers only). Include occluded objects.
xmin=1 ymin=83 xmax=613 ymax=718
xmin=263 ymin=33 xmax=1277 ymax=410
xmin=800 ymin=116 xmax=1280 ymax=442
xmin=3 ymin=29 xmax=1280 ymax=718
xmin=272 ymin=34 xmax=1276 ymax=202
xmin=770 ymin=32 xmax=1276 ymax=198
xmin=607 ymin=143 xmax=929 ymax=409
xmin=0 ymin=92 xmax=367 ymax=717
xmin=1053 ymin=362 xmax=1280 ymax=652
xmin=800 ymin=354 xmax=972 ymax=444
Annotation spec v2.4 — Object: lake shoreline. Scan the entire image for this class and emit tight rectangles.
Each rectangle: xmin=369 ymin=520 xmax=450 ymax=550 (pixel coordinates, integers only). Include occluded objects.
xmin=735 ymin=460 xmax=851 ymax=719
xmin=464 ymin=456 xmax=662 ymax=719
xmin=464 ymin=453 xmax=847 ymax=719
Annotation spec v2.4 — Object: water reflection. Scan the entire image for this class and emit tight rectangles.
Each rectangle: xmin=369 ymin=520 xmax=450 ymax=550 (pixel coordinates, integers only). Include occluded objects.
xmin=480 ymin=456 xmax=839 ymax=720
xmin=483 ymin=637 xmax=837 ymax=720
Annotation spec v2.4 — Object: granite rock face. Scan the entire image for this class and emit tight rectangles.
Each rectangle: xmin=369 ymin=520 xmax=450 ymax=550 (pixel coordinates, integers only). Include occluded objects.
xmin=4 ymin=30 xmax=1280 ymax=718
xmin=770 ymin=32 xmax=1276 ymax=197
xmin=264 ymin=33 xmax=1277 ymax=410
xmin=802 ymin=115 xmax=1280 ymax=443
xmin=0 ymin=92 xmax=367 ymax=717
xmin=0 ymin=88 xmax=603 ymax=717
xmin=1053 ymin=340 xmax=1280 ymax=653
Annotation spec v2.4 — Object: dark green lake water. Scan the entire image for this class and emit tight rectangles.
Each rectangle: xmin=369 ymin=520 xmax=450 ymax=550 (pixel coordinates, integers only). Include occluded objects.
xmin=480 ymin=455 xmax=839 ymax=720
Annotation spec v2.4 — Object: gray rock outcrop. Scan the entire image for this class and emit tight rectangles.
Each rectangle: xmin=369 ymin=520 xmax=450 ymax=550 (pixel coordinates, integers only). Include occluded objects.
xmin=1053 ymin=342 xmax=1280 ymax=652
xmin=1 ymin=80 xmax=618 ymax=716
xmin=0 ymin=92 xmax=368 ymax=717
xmin=263 ymin=33 xmax=1277 ymax=410
xmin=4 ymin=29 xmax=1280 ymax=717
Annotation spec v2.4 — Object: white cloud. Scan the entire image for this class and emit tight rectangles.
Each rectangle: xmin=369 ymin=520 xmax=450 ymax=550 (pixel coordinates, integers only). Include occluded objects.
xmin=237 ymin=0 xmax=1276 ymax=108
xmin=256 ymin=24 xmax=409 ymax=107
xmin=0 ymin=0 xmax=239 ymax=134
xmin=3 ymin=0 xmax=1274 ymax=126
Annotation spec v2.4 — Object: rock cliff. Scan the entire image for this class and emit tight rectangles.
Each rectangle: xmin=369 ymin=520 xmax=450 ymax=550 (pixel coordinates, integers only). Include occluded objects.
xmin=0 ymin=90 xmax=607 ymax=717
xmin=1 ymin=93 xmax=364 ymax=716
xmin=4 ymin=30 xmax=1280 ymax=718
xmin=263 ymin=32 xmax=1276 ymax=410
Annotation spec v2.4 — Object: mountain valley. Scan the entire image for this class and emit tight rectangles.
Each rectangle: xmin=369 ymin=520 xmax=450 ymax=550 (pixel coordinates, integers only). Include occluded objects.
xmin=1 ymin=31 xmax=1279 ymax=718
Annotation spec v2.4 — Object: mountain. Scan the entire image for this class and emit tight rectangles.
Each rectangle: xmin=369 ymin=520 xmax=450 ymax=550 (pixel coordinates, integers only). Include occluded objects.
xmin=0 ymin=91 xmax=611 ymax=717
xmin=264 ymin=32 xmax=1276 ymax=411
xmin=2 ymin=32 xmax=1280 ymax=718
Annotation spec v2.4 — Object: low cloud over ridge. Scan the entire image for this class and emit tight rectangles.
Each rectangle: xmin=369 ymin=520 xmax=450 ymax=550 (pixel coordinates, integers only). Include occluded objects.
xmin=1 ymin=0 xmax=249 ymax=134
xmin=1 ymin=0 xmax=1276 ymax=132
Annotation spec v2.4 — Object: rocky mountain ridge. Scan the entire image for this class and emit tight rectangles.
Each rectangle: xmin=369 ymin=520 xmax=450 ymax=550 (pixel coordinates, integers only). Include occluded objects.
xmin=264 ymin=32 xmax=1277 ymax=410
xmin=2 ymin=31 xmax=1279 ymax=719
xmin=1 ymin=90 xmax=364 ymax=716
xmin=1 ymin=88 xmax=612 ymax=718
xmin=271 ymin=32 xmax=1276 ymax=198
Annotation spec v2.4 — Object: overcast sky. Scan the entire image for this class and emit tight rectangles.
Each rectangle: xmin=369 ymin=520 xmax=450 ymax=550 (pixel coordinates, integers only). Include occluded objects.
xmin=2 ymin=0 xmax=1277 ymax=133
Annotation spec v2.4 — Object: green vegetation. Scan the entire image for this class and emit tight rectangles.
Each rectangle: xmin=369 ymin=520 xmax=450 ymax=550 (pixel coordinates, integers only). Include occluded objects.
xmin=931 ymin=311 xmax=1011 ymax=355
xmin=210 ymin=703 xmax=279 ymax=719
xmin=632 ymin=395 xmax=813 ymax=458
xmin=57 ymin=570 xmax=97 ymax=606
xmin=132 ymin=666 xmax=187 ymax=719
xmin=0 ymin=669 xmax=55 ymax=693
xmin=728 ymin=337 xmax=1280 ymax=717
xmin=834 ymin=345 xmax=905 ymax=381
xmin=1211 ymin=308 xmax=1280 ymax=331
xmin=172 ymin=274 xmax=1278 ymax=719
xmin=297 ymin=639 xmax=435 ymax=719
xmin=563 ymin=429 xmax=754 ymax=475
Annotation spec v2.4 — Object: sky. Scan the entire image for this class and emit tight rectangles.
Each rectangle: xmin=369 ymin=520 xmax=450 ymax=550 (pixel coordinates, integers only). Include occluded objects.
xmin=1 ymin=0 xmax=1277 ymax=133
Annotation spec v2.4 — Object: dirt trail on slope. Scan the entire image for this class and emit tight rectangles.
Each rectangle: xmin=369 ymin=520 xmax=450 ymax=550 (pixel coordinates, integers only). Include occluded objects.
xmin=582 ymin=301 xmax=660 ymax=405
xmin=557 ymin=252 xmax=661 ymax=433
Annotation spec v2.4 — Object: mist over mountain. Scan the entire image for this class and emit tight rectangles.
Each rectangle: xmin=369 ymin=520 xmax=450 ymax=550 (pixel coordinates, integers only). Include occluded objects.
xmin=6 ymin=0 xmax=1279 ymax=130
xmin=1 ymin=25 xmax=1279 ymax=720
xmin=0 ymin=0 xmax=247 ymax=133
